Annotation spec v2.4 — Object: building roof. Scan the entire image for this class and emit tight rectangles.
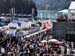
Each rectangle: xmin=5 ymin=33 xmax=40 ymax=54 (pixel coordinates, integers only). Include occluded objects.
xmin=69 ymin=1 xmax=75 ymax=9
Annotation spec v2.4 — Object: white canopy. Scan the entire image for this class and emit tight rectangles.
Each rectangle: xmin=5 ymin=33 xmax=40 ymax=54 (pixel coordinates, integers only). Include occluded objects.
xmin=20 ymin=21 xmax=31 ymax=29
xmin=48 ymin=39 xmax=59 ymax=42
xmin=58 ymin=9 xmax=68 ymax=13
xmin=8 ymin=22 xmax=20 ymax=29
xmin=41 ymin=40 xmax=47 ymax=43
xmin=69 ymin=1 xmax=75 ymax=9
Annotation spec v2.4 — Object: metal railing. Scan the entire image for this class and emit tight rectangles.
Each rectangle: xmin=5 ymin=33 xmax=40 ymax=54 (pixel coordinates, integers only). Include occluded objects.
xmin=1 ymin=52 xmax=75 ymax=56
xmin=43 ymin=54 xmax=75 ymax=56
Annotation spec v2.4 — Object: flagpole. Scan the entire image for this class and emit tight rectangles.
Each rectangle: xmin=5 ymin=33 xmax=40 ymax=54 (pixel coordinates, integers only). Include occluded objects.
xmin=11 ymin=8 xmax=15 ymax=21
xmin=40 ymin=13 xmax=43 ymax=20
xmin=32 ymin=8 xmax=35 ymax=24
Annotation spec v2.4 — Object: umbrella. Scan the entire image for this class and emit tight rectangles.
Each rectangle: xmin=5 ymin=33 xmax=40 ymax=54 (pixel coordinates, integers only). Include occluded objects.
xmin=55 ymin=41 xmax=64 ymax=45
xmin=48 ymin=39 xmax=59 ymax=42
xmin=41 ymin=40 xmax=47 ymax=43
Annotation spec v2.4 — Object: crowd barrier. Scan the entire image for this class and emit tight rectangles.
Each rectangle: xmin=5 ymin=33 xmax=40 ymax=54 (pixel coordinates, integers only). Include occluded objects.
xmin=0 ymin=29 xmax=48 ymax=45
xmin=25 ymin=29 xmax=47 ymax=38
xmin=43 ymin=54 xmax=75 ymax=56
xmin=1 ymin=52 xmax=75 ymax=56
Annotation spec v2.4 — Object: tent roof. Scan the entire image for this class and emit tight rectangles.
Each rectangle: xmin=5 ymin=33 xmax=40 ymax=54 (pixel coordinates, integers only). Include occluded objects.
xmin=69 ymin=1 xmax=75 ymax=9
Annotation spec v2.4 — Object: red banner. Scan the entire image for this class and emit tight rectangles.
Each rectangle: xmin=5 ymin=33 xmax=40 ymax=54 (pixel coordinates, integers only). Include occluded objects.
xmin=43 ymin=20 xmax=53 ymax=30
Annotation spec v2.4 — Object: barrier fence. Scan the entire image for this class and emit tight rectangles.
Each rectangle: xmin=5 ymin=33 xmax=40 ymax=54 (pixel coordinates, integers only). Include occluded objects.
xmin=25 ymin=29 xmax=47 ymax=38
xmin=1 ymin=22 xmax=75 ymax=56
xmin=1 ymin=52 xmax=75 ymax=56
xmin=43 ymin=54 xmax=75 ymax=56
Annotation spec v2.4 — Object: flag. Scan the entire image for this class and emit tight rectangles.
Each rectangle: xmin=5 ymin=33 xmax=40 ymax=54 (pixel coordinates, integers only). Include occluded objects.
xmin=43 ymin=20 xmax=53 ymax=30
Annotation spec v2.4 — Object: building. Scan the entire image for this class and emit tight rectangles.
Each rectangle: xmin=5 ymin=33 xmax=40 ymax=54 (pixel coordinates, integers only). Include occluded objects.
xmin=69 ymin=1 xmax=75 ymax=13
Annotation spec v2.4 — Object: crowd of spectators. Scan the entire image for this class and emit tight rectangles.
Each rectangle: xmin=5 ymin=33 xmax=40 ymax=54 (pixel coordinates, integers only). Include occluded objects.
xmin=0 ymin=28 xmax=75 ymax=56
xmin=0 ymin=14 xmax=75 ymax=56
xmin=0 ymin=29 xmax=48 ymax=56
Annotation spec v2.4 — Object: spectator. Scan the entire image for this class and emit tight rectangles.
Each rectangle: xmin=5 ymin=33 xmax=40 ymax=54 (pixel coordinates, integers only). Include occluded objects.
xmin=0 ymin=46 xmax=5 ymax=56
xmin=23 ymin=45 xmax=30 ymax=56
